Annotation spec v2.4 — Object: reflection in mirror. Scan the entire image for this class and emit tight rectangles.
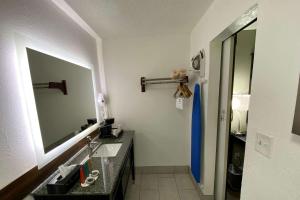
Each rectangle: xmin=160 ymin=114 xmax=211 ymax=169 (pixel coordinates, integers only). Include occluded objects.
xmin=26 ymin=48 xmax=97 ymax=153
xmin=231 ymin=26 xmax=256 ymax=133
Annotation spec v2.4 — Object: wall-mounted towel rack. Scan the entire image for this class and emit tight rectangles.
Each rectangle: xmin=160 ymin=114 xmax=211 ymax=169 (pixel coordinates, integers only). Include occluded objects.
xmin=33 ymin=80 xmax=68 ymax=95
xmin=140 ymin=76 xmax=188 ymax=92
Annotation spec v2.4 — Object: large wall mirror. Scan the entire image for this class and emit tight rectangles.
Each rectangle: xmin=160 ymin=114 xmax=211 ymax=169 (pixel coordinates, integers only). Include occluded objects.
xmin=26 ymin=48 xmax=97 ymax=153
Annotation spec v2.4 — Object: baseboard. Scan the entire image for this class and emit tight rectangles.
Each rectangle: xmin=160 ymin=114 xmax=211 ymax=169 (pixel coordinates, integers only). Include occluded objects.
xmin=135 ymin=166 xmax=189 ymax=174
xmin=188 ymin=168 xmax=214 ymax=200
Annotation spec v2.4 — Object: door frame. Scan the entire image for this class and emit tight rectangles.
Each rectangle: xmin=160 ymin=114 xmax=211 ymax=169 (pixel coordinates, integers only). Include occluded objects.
xmin=215 ymin=35 xmax=237 ymax=200
xmin=205 ymin=4 xmax=258 ymax=199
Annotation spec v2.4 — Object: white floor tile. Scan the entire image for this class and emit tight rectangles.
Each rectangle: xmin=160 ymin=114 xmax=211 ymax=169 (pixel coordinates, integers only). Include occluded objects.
xmin=175 ymin=174 xmax=195 ymax=189
xmin=140 ymin=189 xmax=159 ymax=200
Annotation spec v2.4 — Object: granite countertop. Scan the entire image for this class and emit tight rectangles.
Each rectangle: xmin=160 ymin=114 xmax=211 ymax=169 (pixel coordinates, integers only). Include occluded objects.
xmin=32 ymin=130 xmax=134 ymax=196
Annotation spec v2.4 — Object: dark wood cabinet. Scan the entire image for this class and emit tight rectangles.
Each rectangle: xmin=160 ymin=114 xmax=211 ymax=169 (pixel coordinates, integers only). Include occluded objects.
xmin=113 ymin=142 xmax=135 ymax=200
xmin=32 ymin=133 xmax=135 ymax=200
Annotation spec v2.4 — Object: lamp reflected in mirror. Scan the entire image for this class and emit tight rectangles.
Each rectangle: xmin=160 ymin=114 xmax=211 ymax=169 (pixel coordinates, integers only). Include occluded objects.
xmin=232 ymin=94 xmax=250 ymax=135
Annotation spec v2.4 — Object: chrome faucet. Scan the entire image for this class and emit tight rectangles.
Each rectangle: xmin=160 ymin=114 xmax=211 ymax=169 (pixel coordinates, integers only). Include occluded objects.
xmin=86 ymin=136 xmax=98 ymax=156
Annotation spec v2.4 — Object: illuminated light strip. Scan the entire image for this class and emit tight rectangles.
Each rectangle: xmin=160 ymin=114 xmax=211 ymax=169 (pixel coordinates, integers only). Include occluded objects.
xmin=14 ymin=33 xmax=100 ymax=168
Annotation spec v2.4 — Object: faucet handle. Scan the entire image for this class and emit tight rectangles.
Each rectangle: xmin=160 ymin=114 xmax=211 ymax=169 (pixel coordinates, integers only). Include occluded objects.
xmin=86 ymin=136 xmax=92 ymax=142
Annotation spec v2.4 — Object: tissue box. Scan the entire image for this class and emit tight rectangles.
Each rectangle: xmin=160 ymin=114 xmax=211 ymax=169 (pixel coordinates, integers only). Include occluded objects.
xmin=46 ymin=165 xmax=80 ymax=194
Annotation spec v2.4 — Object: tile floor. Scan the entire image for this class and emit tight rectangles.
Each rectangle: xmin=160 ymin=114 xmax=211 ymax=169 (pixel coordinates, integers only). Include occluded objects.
xmin=125 ymin=173 xmax=201 ymax=200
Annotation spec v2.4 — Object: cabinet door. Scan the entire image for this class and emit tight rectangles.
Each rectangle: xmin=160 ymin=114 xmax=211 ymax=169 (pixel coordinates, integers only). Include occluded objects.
xmin=121 ymin=153 xmax=131 ymax=196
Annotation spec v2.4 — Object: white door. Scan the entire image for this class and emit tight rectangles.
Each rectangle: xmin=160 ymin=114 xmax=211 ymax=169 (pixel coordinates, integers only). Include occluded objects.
xmin=215 ymin=36 xmax=235 ymax=200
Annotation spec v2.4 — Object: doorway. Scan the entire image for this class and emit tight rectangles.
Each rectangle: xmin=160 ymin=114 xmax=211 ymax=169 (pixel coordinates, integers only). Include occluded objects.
xmin=226 ymin=22 xmax=257 ymax=200
xmin=201 ymin=5 xmax=257 ymax=200
xmin=215 ymin=20 xmax=257 ymax=200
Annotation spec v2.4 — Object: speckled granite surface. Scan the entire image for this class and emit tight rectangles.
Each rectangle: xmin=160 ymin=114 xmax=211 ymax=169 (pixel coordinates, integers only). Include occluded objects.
xmin=32 ymin=131 xmax=134 ymax=196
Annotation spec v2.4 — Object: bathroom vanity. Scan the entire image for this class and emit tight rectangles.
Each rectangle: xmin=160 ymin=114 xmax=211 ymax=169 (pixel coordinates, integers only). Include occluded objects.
xmin=31 ymin=131 xmax=135 ymax=200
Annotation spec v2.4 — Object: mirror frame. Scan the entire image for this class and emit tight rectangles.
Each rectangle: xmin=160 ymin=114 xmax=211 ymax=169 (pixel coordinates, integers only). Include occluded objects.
xmin=14 ymin=33 xmax=100 ymax=168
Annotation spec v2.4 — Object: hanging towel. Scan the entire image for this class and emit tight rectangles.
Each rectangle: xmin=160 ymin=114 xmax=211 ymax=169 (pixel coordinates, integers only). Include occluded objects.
xmin=191 ymin=83 xmax=202 ymax=183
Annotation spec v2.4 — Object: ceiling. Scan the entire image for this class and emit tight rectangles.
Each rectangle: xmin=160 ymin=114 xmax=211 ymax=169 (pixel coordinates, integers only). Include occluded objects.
xmin=66 ymin=0 xmax=213 ymax=39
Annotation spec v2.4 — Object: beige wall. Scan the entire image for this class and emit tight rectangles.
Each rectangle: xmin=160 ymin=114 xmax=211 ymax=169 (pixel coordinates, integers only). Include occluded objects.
xmin=190 ymin=0 xmax=300 ymax=199
xmin=103 ymin=34 xmax=191 ymax=166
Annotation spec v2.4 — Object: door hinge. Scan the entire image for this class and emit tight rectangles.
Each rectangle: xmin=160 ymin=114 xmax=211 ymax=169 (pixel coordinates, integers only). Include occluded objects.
xmin=220 ymin=110 xmax=226 ymax=121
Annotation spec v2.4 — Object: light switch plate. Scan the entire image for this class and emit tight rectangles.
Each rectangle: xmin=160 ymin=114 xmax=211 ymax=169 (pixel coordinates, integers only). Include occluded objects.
xmin=255 ymin=132 xmax=273 ymax=158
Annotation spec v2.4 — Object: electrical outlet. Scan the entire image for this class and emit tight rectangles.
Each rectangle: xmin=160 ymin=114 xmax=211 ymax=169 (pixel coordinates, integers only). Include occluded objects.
xmin=255 ymin=132 xmax=273 ymax=158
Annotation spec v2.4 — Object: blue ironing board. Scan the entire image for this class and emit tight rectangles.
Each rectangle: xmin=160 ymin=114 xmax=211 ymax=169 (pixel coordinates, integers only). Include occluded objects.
xmin=191 ymin=83 xmax=202 ymax=183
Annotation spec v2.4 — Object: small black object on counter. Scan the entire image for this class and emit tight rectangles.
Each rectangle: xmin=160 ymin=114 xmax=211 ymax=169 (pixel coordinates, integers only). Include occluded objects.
xmin=87 ymin=118 xmax=97 ymax=125
xmin=104 ymin=118 xmax=114 ymax=125
xmin=99 ymin=118 xmax=123 ymax=138
xmin=99 ymin=124 xmax=112 ymax=137
xmin=81 ymin=124 xmax=89 ymax=131
xmin=46 ymin=165 xmax=80 ymax=194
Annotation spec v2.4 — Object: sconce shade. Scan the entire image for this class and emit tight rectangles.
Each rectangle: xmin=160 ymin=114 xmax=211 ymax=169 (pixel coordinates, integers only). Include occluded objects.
xmin=232 ymin=94 xmax=250 ymax=111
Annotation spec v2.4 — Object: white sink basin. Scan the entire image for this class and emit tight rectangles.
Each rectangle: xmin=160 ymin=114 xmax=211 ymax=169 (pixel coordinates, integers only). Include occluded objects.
xmin=92 ymin=143 xmax=122 ymax=157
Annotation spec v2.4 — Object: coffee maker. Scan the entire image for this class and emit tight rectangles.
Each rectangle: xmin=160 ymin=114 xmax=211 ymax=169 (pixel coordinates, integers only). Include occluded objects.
xmin=99 ymin=118 xmax=123 ymax=138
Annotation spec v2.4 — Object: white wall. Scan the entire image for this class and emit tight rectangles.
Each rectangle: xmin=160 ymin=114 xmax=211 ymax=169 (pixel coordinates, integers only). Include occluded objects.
xmin=0 ymin=0 xmax=100 ymax=189
xmin=190 ymin=0 xmax=257 ymax=195
xmin=241 ymin=1 xmax=300 ymax=199
xmin=103 ymin=34 xmax=191 ymax=166
xmin=190 ymin=0 xmax=300 ymax=199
